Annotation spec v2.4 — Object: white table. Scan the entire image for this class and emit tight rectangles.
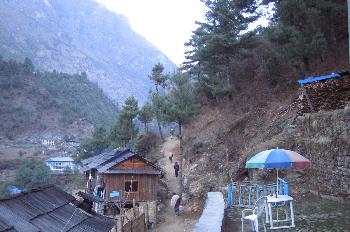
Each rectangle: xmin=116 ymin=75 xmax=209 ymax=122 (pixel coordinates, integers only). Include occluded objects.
xmin=266 ymin=195 xmax=295 ymax=230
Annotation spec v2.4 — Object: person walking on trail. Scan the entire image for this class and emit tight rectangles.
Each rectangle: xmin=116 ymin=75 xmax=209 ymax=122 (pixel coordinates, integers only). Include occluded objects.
xmin=174 ymin=197 xmax=182 ymax=216
xmin=169 ymin=153 xmax=173 ymax=163
xmin=170 ymin=193 xmax=180 ymax=216
xmin=174 ymin=162 xmax=179 ymax=177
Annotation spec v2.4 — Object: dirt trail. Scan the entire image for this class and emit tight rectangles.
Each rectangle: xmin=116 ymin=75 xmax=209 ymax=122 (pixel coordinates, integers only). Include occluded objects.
xmin=151 ymin=136 xmax=197 ymax=232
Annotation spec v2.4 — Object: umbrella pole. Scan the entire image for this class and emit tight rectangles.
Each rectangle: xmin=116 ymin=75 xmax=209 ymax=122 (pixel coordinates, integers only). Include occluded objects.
xmin=276 ymin=168 xmax=279 ymax=197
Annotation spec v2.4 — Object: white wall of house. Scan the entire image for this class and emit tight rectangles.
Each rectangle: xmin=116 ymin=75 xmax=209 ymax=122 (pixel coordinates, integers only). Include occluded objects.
xmin=42 ymin=139 xmax=55 ymax=146
xmin=46 ymin=159 xmax=75 ymax=171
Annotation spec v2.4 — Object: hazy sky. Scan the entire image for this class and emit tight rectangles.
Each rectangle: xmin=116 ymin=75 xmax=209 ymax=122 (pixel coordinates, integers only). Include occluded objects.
xmin=96 ymin=0 xmax=206 ymax=66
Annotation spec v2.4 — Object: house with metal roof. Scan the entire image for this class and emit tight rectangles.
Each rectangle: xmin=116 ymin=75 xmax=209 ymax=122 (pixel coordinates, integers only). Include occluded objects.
xmin=46 ymin=156 xmax=76 ymax=172
xmin=0 ymin=185 xmax=116 ymax=232
xmin=81 ymin=148 xmax=162 ymax=203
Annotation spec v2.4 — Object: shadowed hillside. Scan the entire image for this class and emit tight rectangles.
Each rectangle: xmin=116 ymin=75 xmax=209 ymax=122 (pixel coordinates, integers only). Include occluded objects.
xmin=0 ymin=57 xmax=117 ymax=138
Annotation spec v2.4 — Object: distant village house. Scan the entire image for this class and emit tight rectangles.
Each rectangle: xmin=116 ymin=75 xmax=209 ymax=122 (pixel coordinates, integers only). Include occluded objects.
xmin=41 ymin=138 xmax=55 ymax=145
xmin=46 ymin=156 xmax=75 ymax=172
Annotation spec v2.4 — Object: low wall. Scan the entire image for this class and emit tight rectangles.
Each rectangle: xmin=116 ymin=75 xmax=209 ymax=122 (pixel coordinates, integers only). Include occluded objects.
xmin=295 ymin=108 xmax=350 ymax=202
xmin=193 ymin=192 xmax=225 ymax=232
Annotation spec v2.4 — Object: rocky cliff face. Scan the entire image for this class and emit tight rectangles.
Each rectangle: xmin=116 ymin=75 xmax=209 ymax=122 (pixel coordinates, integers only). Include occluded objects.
xmin=0 ymin=0 xmax=176 ymax=104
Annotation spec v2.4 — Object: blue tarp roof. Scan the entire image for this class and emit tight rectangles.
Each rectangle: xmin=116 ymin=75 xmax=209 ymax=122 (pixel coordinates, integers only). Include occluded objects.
xmin=297 ymin=73 xmax=341 ymax=84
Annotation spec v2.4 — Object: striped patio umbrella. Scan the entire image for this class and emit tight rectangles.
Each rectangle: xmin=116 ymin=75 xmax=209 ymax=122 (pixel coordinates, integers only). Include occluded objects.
xmin=245 ymin=148 xmax=311 ymax=195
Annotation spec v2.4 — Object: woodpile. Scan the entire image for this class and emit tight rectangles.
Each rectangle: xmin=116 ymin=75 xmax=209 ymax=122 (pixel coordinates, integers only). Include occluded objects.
xmin=297 ymin=74 xmax=350 ymax=114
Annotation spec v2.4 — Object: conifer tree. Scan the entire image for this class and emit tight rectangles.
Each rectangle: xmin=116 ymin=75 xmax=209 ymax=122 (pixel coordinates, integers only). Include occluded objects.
xmin=267 ymin=0 xmax=347 ymax=72
xmin=184 ymin=0 xmax=258 ymax=87
xmin=109 ymin=97 xmax=139 ymax=147
xmin=24 ymin=57 xmax=34 ymax=73
xmin=138 ymin=102 xmax=153 ymax=132
xmin=148 ymin=63 xmax=168 ymax=140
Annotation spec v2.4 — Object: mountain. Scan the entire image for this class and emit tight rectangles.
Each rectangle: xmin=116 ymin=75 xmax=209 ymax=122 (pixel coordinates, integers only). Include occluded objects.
xmin=0 ymin=58 xmax=118 ymax=138
xmin=0 ymin=0 xmax=177 ymax=104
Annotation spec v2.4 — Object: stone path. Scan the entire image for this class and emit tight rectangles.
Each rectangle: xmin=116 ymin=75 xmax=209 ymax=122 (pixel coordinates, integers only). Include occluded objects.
xmin=150 ymin=136 xmax=196 ymax=232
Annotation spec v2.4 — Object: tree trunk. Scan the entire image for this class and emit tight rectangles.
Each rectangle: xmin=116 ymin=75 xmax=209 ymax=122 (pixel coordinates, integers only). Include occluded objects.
xmin=348 ymin=0 xmax=350 ymax=65
xmin=156 ymin=114 xmax=164 ymax=141
xmin=155 ymin=87 xmax=164 ymax=141
xmin=144 ymin=122 xmax=148 ymax=133
xmin=130 ymin=118 xmax=133 ymax=142
xmin=178 ymin=121 xmax=184 ymax=197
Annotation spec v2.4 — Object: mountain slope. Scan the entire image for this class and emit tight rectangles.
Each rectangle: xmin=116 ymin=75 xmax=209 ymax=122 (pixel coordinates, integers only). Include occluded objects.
xmin=0 ymin=0 xmax=176 ymax=104
xmin=0 ymin=58 xmax=117 ymax=138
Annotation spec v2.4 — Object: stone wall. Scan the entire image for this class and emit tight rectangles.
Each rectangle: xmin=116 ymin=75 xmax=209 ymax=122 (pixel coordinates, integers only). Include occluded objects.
xmin=294 ymin=107 xmax=350 ymax=200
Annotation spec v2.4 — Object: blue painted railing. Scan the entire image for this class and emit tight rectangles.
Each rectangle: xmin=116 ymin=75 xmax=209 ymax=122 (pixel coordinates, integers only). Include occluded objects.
xmin=226 ymin=178 xmax=289 ymax=208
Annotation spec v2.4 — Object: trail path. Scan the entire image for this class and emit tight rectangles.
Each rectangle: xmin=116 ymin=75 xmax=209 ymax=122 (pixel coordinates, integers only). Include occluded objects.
xmin=150 ymin=136 xmax=196 ymax=232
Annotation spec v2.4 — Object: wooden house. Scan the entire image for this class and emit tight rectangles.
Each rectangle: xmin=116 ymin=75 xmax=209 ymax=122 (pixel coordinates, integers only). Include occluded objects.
xmin=81 ymin=148 xmax=162 ymax=203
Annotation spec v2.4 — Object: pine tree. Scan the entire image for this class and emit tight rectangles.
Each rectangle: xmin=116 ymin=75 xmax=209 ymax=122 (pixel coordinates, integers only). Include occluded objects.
xmin=148 ymin=63 xmax=168 ymax=140
xmin=24 ymin=57 xmax=35 ymax=73
xmin=138 ymin=102 xmax=153 ymax=132
xmin=267 ymin=0 xmax=347 ymax=72
xmin=184 ymin=0 xmax=258 ymax=85
xmin=148 ymin=63 xmax=168 ymax=91
xmin=109 ymin=97 xmax=139 ymax=147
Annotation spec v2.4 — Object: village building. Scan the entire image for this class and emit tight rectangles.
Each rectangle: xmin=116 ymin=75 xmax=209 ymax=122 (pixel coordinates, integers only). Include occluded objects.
xmin=46 ymin=156 xmax=76 ymax=172
xmin=41 ymin=133 xmax=59 ymax=146
xmin=80 ymin=148 xmax=162 ymax=224
xmin=0 ymin=185 xmax=117 ymax=232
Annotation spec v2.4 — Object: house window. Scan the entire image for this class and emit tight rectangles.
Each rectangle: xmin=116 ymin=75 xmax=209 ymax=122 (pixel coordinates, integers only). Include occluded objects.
xmin=125 ymin=181 xmax=138 ymax=192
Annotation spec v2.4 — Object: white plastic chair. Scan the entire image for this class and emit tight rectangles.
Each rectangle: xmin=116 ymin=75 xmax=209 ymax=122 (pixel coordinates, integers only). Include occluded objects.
xmin=241 ymin=196 xmax=268 ymax=232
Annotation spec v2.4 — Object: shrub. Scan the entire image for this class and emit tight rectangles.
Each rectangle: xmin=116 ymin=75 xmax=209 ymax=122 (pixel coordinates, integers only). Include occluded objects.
xmin=0 ymin=184 xmax=9 ymax=198
xmin=136 ymin=132 xmax=160 ymax=156
xmin=18 ymin=150 xmax=26 ymax=158
xmin=15 ymin=159 xmax=51 ymax=189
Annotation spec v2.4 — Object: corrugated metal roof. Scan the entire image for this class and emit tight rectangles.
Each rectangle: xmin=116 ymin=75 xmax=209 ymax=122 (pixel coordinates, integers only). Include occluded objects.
xmin=297 ymin=73 xmax=341 ymax=84
xmin=31 ymin=204 xmax=89 ymax=232
xmin=103 ymin=169 xmax=161 ymax=175
xmin=0 ymin=215 xmax=13 ymax=231
xmin=96 ymin=151 xmax=135 ymax=173
xmin=81 ymin=148 xmax=129 ymax=172
xmin=68 ymin=215 xmax=116 ymax=232
xmin=0 ymin=204 xmax=39 ymax=232
xmin=81 ymin=148 xmax=162 ymax=175
xmin=0 ymin=185 xmax=116 ymax=232
xmin=47 ymin=157 xmax=74 ymax=162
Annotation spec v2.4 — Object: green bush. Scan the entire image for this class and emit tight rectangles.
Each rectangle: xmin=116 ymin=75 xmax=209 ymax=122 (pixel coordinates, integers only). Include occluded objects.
xmin=15 ymin=159 xmax=51 ymax=189
xmin=0 ymin=183 xmax=9 ymax=198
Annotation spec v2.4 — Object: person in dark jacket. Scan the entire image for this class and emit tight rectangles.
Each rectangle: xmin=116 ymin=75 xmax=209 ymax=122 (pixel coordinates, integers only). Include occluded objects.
xmin=174 ymin=162 xmax=179 ymax=177
xmin=174 ymin=197 xmax=182 ymax=216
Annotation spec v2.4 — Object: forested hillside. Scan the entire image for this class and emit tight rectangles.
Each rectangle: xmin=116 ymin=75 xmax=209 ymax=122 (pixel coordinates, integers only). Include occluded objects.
xmin=0 ymin=57 xmax=118 ymax=138
xmin=0 ymin=0 xmax=176 ymax=104
xmin=179 ymin=0 xmax=349 ymax=209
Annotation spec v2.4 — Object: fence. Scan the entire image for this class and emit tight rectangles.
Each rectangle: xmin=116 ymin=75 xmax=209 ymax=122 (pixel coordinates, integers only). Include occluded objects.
xmin=121 ymin=213 xmax=146 ymax=232
xmin=226 ymin=178 xmax=289 ymax=208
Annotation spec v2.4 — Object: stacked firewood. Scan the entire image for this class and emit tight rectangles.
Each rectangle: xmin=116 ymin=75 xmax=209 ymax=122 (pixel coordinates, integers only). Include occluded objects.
xmin=297 ymin=75 xmax=350 ymax=114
